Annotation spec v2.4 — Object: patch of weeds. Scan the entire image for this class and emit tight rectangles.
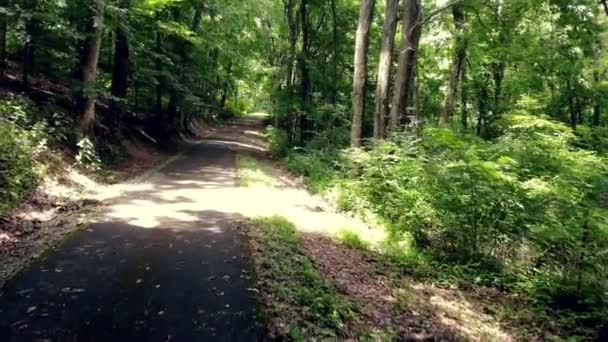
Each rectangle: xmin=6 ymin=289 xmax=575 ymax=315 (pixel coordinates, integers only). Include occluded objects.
xmin=338 ymin=228 xmax=370 ymax=251
xmin=237 ymin=154 xmax=275 ymax=187
xmin=285 ymin=149 xmax=345 ymax=195
xmin=249 ymin=216 xmax=356 ymax=340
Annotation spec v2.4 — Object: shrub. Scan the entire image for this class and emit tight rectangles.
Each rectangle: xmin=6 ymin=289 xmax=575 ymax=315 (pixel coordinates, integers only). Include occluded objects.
xmin=0 ymin=95 xmax=71 ymax=215
xmin=286 ymin=148 xmax=346 ymax=194
xmin=266 ymin=126 xmax=290 ymax=157
xmin=0 ymin=120 xmax=38 ymax=215
xmin=346 ymin=113 xmax=607 ymax=307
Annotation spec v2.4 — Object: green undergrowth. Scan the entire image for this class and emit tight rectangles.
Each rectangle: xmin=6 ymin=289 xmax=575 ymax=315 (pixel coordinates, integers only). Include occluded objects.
xmin=273 ymin=112 xmax=608 ymax=339
xmin=0 ymin=94 xmax=128 ymax=216
xmin=236 ymin=154 xmax=276 ymax=187
xmin=249 ymin=216 xmax=356 ymax=340
xmin=0 ymin=95 xmax=70 ymax=216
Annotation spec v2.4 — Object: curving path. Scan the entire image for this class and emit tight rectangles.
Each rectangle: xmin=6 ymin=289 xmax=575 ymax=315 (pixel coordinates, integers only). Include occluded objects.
xmin=0 ymin=117 xmax=265 ymax=341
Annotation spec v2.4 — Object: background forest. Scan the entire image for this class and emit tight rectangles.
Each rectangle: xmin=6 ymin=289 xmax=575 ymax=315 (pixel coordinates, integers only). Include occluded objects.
xmin=0 ymin=0 xmax=607 ymax=339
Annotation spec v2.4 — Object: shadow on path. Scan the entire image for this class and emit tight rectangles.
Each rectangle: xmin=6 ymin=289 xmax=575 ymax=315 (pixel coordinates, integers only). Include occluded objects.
xmin=0 ymin=117 xmax=265 ymax=341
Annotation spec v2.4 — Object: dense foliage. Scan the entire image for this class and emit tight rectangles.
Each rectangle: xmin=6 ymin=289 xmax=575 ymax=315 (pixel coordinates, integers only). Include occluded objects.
xmin=260 ymin=0 xmax=608 ymax=337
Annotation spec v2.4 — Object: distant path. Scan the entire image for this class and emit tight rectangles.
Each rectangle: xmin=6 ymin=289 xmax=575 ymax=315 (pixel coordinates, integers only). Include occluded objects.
xmin=0 ymin=116 xmax=265 ymax=341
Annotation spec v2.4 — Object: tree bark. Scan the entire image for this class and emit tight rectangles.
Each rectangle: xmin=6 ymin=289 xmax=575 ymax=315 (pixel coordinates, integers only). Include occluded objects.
xmin=299 ymin=0 xmax=312 ymax=144
xmin=78 ymin=0 xmax=104 ymax=136
xmin=282 ymin=0 xmax=298 ymax=140
xmin=373 ymin=0 xmax=399 ymax=139
xmin=191 ymin=2 xmax=204 ymax=30
xmin=460 ymin=61 xmax=468 ymax=129
xmin=602 ymin=0 xmax=608 ymax=16
xmin=283 ymin=0 xmax=298 ymax=89
xmin=331 ymin=0 xmax=339 ymax=105
xmin=350 ymin=0 xmax=376 ymax=147
xmin=593 ymin=26 xmax=602 ymax=126
xmin=0 ymin=0 xmax=7 ymax=69
xmin=567 ymin=80 xmax=576 ymax=128
xmin=440 ymin=3 xmax=466 ymax=127
xmin=110 ymin=0 xmax=129 ymax=130
xmin=155 ymin=29 xmax=163 ymax=119
xmin=22 ymin=43 xmax=30 ymax=87
xmin=221 ymin=62 xmax=233 ymax=108
xmin=390 ymin=0 xmax=422 ymax=131
xmin=23 ymin=0 xmax=38 ymax=88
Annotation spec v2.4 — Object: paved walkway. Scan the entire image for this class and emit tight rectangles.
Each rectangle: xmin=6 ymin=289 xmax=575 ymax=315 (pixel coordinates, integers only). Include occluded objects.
xmin=0 ymin=117 xmax=263 ymax=341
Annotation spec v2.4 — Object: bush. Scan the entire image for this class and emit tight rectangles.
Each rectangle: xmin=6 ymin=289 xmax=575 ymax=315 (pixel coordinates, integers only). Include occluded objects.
xmin=285 ymin=113 xmax=607 ymax=317
xmin=286 ymin=148 xmax=346 ymax=194
xmin=0 ymin=120 xmax=39 ymax=215
xmin=0 ymin=95 xmax=70 ymax=216
xmin=266 ymin=126 xmax=290 ymax=157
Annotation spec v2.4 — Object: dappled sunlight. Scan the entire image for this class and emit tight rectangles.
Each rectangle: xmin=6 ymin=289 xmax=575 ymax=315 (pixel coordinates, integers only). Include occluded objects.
xmin=91 ymin=116 xmax=274 ymax=234
xmin=409 ymin=283 xmax=514 ymax=341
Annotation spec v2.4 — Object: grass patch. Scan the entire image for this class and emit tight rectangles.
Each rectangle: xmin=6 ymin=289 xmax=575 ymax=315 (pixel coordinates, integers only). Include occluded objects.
xmin=237 ymin=154 xmax=276 ymax=187
xmin=248 ymin=216 xmax=355 ymax=340
xmin=338 ymin=228 xmax=370 ymax=251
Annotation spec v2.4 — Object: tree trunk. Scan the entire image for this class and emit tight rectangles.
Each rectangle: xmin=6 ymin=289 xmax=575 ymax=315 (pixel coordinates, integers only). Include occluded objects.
xmin=22 ymin=0 xmax=37 ymax=88
xmin=110 ymin=0 xmax=130 ymax=131
xmin=567 ymin=80 xmax=576 ymax=128
xmin=284 ymin=0 xmax=298 ymax=89
xmin=331 ymin=0 xmax=339 ymax=105
xmin=191 ymin=2 xmax=204 ymax=31
xmin=78 ymin=0 xmax=104 ymax=136
xmin=155 ymin=29 xmax=163 ymax=120
xmin=390 ymin=0 xmax=422 ymax=130
xmin=477 ymin=87 xmax=488 ymax=137
xmin=602 ymin=0 xmax=608 ymax=16
xmin=299 ymin=0 xmax=312 ymax=144
xmin=460 ymin=62 xmax=468 ymax=129
xmin=0 ymin=0 xmax=7 ymax=69
xmin=350 ymin=0 xmax=376 ymax=147
xmin=22 ymin=43 xmax=30 ymax=88
xmin=373 ymin=0 xmax=399 ymax=139
xmin=593 ymin=29 xmax=602 ymax=126
xmin=440 ymin=3 xmax=466 ymax=127
xmin=221 ymin=62 xmax=232 ymax=109
xmin=282 ymin=0 xmax=299 ymax=141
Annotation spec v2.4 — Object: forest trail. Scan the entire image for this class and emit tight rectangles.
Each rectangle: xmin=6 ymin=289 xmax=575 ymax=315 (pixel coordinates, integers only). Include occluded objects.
xmin=0 ymin=116 xmax=267 ymax=341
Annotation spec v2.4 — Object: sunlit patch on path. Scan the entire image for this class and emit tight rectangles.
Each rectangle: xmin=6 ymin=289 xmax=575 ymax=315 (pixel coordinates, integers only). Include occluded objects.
xmin=0 ymin=117 xmax=264 ymax=341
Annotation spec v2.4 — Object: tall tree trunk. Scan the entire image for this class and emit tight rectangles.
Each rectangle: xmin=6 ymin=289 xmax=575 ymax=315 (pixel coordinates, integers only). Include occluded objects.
xmin=593 ymin=26 xmax=602 ymax=126
xmin=22 ymin=43 xmax=30 ymax=88
xmin=390 ymin=0 xmax=422 ymax=130
xmin=284 ymin=0 xmax=298 ymax=89
xmin=440 ymin=3 xmax=466 ymax=127
xmin=373 ymin=0 xmax=399 ymax=139
xmin=460 ymin=62 xmax=468 ymax=129
xmin=110 ymin=0 xmax=130 ymax=131
xmin=155 ymin=28 xmax=163 ymax=120
xmin=299 ymin=0 xmax=312 ymax=144
xmin=567 ymin=80 xmax=577 ymax=128
xmin=350 ymin=0 xmax=376 ymax=147
xmin=0 ymin=0 xmax=7 ymax=69
xmin=78 ymin=0 xmax=105 ymax=136
xmin=282 ymin=0 xmax=299 ymax=141
xmin=191 ymin=2 xmax=204 ymax=30
xmin=493 ymin=62 xmax=504 ymax=115
xmin=331 ymin=0 xmax=339 ymax=105
xmin=221 ymin=62 xmax=232 ymax=109
xmin=476 ymin=82 xmax=489 ymax=137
